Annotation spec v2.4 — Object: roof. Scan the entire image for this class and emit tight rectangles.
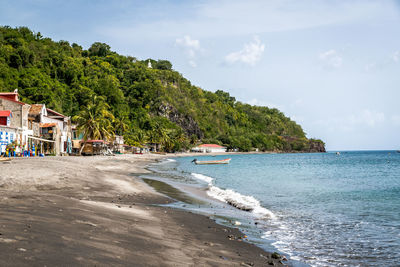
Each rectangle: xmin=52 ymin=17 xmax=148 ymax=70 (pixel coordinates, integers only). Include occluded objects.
xmin=0 ymin=92 xmax=18 ymax=101
xmin=0 ymin=92 xmax=18 ymax=95
xmin=46 ymin=108 xmax=66 ymax=118
xmin=197 ymin=144 xmax=225 ymax=148
xmin=0 ymin=110 xmax=12 ymax=117
xmin=40 ymin=123 xmax=57 ymax=128
xmin=29 ymin=104 xmax=44 ymax=115
xmin=0 ymin=95 xmax=28 ymax=106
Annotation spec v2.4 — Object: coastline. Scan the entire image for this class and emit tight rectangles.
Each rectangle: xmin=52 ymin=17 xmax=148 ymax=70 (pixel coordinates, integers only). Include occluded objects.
xmin=0 ymin=154 xmax=285 ymax=266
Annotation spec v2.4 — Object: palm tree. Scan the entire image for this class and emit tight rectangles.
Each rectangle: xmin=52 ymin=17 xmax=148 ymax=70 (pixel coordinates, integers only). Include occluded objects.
xmin=113 ymin=116 xmax=129 ymax=136
xmin=73 ymin=95 xmax=115 ymax=154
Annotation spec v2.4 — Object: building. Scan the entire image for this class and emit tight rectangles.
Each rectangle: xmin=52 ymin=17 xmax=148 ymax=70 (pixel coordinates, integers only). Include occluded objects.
xmin=27 ymin=104 xmax=72 ymax=155
xmin=0 ymin=91 xmax=72 ymax=156
xmin=191 ymin=144 xmax=227 ymax=153
xmin=112 ymin=135 xmax=125 ymax=153
xmin=0 ymin=91 xmax=31 ymax=153
xmin=0 ymin=110 xmax=16 ymax=155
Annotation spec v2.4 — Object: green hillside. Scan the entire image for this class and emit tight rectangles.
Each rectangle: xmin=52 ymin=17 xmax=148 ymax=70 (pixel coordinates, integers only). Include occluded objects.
xmin=0 ymin=26 xmax=325 ymax=152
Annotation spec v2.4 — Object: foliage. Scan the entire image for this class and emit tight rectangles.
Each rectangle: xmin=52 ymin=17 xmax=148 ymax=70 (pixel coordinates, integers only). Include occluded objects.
xmin=0 ymin=26 xmax=324 ymax=152
xmin=72 ymin=95 xmax=115 ymax=143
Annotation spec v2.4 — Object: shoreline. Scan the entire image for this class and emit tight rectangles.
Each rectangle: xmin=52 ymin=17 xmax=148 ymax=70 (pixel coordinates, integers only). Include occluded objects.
xmin=0 ymin=154 xmax=285 ymax=266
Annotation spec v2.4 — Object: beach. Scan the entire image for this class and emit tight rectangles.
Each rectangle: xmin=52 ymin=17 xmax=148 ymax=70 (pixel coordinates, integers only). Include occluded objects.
xmin=0 ymin=154 xmax=284 ymax=266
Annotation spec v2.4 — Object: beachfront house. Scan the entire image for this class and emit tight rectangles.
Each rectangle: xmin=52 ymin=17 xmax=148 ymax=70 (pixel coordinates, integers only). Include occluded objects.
xmin=0 ymin=91 xmax=32 ymax=153
xmin=0 ymin=91 xmax=72 ymax=156
xmin=191 ymin=144 xmax=227 ymax=153
xmin=28 ymin=104 xmax=73 ymax=156
xmin=0 ymin=110 xmax=15 ymax=155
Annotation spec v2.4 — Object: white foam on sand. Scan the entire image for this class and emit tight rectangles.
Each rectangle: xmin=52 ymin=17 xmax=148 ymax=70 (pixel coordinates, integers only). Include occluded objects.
xmin=191 ymin=173 xmax=275 ymax=219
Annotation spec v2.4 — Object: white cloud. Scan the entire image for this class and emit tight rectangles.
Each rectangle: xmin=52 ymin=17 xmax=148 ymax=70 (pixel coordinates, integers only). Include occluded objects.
xmin=225 ymin=36 xmax=265 ymax=66
xmin=319 ymin=49 xmax=343 ymax=69
xmin=392 ymin=51 xmax=399 ymax=62
xmin=175 ymin=35 xmax=202 ymax=67
xmin=102 ymin=1 xmax=398 ymax=43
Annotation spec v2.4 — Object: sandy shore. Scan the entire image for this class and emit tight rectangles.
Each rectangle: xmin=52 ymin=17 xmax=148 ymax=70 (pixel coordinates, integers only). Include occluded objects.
xmin=0 ymin=154 xmax=285 ymax=266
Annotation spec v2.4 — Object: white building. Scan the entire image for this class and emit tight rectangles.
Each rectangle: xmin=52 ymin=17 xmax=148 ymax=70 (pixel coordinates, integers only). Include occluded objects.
xmin=192 ymin=144 xmax=227 ymax=153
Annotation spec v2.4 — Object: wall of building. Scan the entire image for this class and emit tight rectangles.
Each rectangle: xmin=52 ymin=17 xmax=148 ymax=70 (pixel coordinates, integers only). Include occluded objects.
xmin=0 ymin=99 xmax=23 ymax=128
xmin=0 ymin=125 xmax=17 ymax=153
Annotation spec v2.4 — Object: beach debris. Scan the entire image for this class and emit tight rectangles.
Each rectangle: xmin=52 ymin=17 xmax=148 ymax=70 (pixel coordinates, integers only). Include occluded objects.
xmin=241 ymin=262 xmax=254 ymax=267
xmin=204 ymin=242 xmax=214 ymax=247
xmin=0 ymin=238 xmax=17 ymax=243
xmin=234 ymin=221 xmax=241 ymax=226
xmin=271 ymin=252 xmax=281 ymax=259
xmin=219 ymin=255 xmax=229 ymax=260
xmin=227 ymin=234 xmax=235 ymax=240
xmin=226 ymin=200 xmax=252 ymax=212
xmin=18 ymin=248 xmax=27 ymax=252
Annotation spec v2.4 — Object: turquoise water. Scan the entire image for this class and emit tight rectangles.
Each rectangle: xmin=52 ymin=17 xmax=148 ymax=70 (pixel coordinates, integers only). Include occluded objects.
xmin=149 ymin=151 xmax=400 ymax=266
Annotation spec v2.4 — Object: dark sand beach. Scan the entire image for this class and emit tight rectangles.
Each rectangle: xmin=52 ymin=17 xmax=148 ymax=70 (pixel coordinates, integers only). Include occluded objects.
xmin=0 ymin=154 xmax=284 ymax=266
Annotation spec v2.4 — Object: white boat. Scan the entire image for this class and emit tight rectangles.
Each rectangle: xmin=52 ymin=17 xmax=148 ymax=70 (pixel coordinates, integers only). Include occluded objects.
xmin=192 ymin=158 xmax=231 ymax=165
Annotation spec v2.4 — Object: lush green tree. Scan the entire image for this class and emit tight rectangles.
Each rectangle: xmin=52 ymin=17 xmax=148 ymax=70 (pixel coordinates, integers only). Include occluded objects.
xmin=72 ymin=95 xmax=115 ymax=154
xmin=0 ymin=26 xmax=325 ymax=153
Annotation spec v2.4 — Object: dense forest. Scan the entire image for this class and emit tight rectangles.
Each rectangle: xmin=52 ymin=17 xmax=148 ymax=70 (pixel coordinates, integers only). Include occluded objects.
xmin=0 ymin=26 xmax=325 ymax=152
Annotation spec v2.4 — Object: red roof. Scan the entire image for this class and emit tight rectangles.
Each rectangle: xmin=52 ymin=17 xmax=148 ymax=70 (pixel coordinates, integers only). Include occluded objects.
xmin=0 ymin=95 xmax=27 ymax=106
xmin=0 ymin=92 xmax=18 ymax=101
xmin=40 ymin=123 xmax=57 ymax=128
xmin=198 ymin=144 xmax=225 ymax=148
xmin=0 ymin=110 xmax=12 ymax=117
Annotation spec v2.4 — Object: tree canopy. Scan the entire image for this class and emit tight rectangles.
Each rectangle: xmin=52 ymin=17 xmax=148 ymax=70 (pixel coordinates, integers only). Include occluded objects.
xmin=0 ymin=26 xmax=325 ymax=152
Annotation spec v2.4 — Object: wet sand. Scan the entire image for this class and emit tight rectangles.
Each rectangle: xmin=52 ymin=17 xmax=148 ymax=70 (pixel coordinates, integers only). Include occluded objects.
xmin=0 ymin=154 xmax=285 ymax=266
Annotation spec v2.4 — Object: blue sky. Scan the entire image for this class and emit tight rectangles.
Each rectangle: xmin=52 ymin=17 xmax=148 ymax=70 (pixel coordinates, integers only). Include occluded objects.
xmin=1 ymin=0 xmax=400 ymax=150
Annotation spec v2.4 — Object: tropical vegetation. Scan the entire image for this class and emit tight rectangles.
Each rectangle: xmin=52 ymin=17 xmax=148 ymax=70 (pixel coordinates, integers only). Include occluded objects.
xmin=0 ymin=26 xmax=325 ymax=152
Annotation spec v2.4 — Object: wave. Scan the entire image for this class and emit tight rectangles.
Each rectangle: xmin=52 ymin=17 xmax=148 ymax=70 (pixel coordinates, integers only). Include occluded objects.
xmin=191 ymin=172 xmax=214 ymax=184
xmin=166 ymin=159 xmax=176 ymax=162
xmin=191 ymin=173 xmax=275 ymax=218
xmin=207 ymin=186 xmax=276 ymax=218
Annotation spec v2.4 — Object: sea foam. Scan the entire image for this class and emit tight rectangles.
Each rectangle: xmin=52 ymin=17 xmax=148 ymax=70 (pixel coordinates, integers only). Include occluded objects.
xmin=191 ymin=173 xmax=275 ymax=218
xmin=207 ymin=186 xmax=276 ymax=218
xmin=191 ymin=172 xmax=214 ymax=184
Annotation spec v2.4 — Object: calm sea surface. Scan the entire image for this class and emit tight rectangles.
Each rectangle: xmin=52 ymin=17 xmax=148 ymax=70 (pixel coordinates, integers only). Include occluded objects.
xmin=146 ymin=151 xmax=400 ymax=266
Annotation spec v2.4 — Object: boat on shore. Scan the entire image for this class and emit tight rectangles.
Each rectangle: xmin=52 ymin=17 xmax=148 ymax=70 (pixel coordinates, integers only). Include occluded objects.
xmin=192 ymin=158 xmax=231 ymax=165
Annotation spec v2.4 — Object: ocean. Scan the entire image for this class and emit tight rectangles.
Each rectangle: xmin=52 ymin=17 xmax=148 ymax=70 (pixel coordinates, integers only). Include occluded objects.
xmin=143 ymin=151 xmax=400 ymax=267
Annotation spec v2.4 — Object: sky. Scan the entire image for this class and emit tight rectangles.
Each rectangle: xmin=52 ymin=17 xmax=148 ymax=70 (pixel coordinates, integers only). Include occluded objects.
xmin=1 ymin=0 xmax=400 ymax=150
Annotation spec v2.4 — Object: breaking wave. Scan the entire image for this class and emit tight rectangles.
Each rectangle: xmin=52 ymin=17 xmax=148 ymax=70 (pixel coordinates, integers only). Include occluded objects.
xmin=191 ymin=172 xmax=275 ymax=218
xmin=191 ymin=172 xmax=214 ymax=184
